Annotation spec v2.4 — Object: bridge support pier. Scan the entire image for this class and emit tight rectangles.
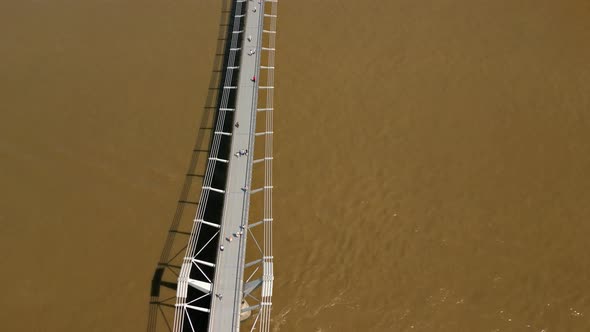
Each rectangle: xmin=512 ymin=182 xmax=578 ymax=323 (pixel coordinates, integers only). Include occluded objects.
xmin=240 ymin=300 xmax=252 ymax=321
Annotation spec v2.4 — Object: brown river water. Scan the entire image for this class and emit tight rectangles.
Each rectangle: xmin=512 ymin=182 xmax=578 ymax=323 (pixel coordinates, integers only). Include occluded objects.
xmin=1 ymin=1 xmax=589 ymax=331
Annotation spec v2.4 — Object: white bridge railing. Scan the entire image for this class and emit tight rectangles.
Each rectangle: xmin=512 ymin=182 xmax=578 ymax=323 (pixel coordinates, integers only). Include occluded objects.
xmin=257 ymin=1 xmax=278 ymax=331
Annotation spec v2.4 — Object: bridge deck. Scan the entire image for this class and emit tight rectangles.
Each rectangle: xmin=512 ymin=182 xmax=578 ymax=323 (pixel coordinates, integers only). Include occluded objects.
xmin=209 ymin=1 xmax=263 ymax=330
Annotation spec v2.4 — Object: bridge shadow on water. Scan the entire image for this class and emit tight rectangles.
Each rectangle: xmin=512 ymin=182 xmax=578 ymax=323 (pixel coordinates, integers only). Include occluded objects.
xmin=147 ymin=0 xmax=237 ymax=331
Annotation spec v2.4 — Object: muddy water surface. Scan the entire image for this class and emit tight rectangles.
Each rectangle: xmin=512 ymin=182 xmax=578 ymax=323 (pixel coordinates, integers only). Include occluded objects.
xmin=1 ymin=1 xmax=590 ymax=331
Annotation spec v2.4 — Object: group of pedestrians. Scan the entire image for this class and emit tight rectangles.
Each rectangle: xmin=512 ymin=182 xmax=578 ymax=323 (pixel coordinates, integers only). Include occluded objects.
xmin=217 ymin=225 xmax=247 ymax=301
xmin=234 ymin=149 xmax=249 ymax=158
xmin=215 ymin=0 xmax=262 ymax=304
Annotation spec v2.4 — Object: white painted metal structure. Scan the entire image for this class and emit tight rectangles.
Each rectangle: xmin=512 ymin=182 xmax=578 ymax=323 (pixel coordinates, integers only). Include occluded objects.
xmin=255 ymin=1 xmax=278 ymax=330
xmin=172 ymin=0 xmax=278 ymax=331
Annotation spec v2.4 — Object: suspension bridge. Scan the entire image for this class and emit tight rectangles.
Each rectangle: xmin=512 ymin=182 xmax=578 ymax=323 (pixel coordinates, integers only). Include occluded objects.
xmin=148 ymin=0 xmax=278 ymax=331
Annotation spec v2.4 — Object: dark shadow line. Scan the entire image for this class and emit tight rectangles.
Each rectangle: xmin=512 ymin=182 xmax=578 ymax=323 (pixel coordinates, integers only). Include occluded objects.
xmin=166 ymin=244 xmax=188 ymax=264
xmin=178 ymin=200 xmax=199 ymax=205
xmin=159 ymin=295 xmax=177 ymax=304
xmin=166 ymin=265 xmax=179 ymax=278
xmin=169 ymin=230 xmax=191 ymax=236
xmin=186 ymin=173 xmax=205 ymax=177
xmin=163 ymin=263 xmax=182 ymax=269
xmin=159 ymin=302 xmax=176 ymax=309
xmin=158 ymin=305 xmax=173 ymax=332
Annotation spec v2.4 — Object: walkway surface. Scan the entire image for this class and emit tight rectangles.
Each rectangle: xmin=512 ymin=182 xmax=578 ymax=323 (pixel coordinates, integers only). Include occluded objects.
xmin=209 ymin=1 xmax=263 ymax=330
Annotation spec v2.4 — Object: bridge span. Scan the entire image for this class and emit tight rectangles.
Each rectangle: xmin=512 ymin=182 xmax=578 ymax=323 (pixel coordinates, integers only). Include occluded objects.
xmin=165 ymin=0 xmax=278 ymax=331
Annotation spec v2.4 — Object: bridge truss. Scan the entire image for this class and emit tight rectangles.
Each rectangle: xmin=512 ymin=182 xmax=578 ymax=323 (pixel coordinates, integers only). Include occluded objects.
xmin=148 ymin=1 xmax=278 ymax=331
